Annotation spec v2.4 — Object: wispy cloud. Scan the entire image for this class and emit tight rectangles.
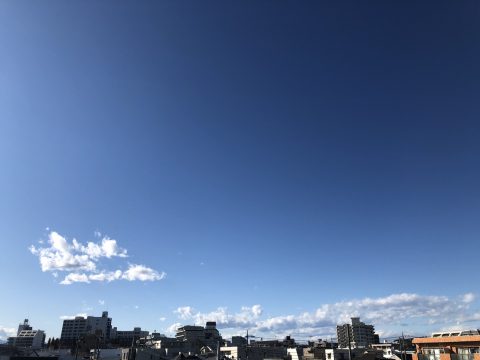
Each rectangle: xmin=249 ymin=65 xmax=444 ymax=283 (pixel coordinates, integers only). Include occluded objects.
xmin=59 ymin=265 xmax=166 ymax=285
xmin=30 ymin=231 xmax=166 ymax=285
xmin=169 ymin=293 xmax=479 ymax=338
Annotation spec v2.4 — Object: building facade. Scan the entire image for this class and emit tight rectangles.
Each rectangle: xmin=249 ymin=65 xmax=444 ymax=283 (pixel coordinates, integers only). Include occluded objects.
xmin=336 ymin=317 xmax=376 ymax=348
xmin=7 ymin=319 xmax=45 ymax=349
xmin=371 ymin=343 xmax=395 ymax=358
xmin=60 ymin=311 xmax=112 ymax=345
xmin=412 ymin=331 xmax=480 ymax=360
xmin=111 ymin=327 xmax=149 ymax=346
xmin=175 ymin=322 xmax=221 ymax=347
xmin=17 ymin=319 xmax=33 ymax=335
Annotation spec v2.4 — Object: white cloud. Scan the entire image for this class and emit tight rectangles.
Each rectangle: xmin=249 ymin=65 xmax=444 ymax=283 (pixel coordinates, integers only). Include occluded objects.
xmin=29 ymin=234 xmax=96 ymax=273
xmin=159 ymin=317 xmax=166 ymax=322
xmin=30 ymin=231 xmax=165 ymax=286
xmin=247 ymin=304 xmax=263 ymax=317
xmin=61 ymin=273 xmax=89 ymax=285
xmin=29 ymin=232 xmax=125 ymax=273
xmin=166 ymin=322 xmax=182 ymax=335
xmin=121 ymin=264 xmax=166 ymax=282
xmin=56 ymin=266 xmax=164 ymax=285
xmin=169 ymin=293 xmax=480 ymax=338
xmin=175 ymin=306 xmax=195 ymax=320
xmin=174 ymin=304 xmax=263 ymax=329
xmin=59 ymin=313 xmax=87 ymax=320
xmin=0 ymin=326 xmax=16 ymax=341
xmin=462 ymin=293 xmax=475 ymax=304
xmin=60 ymin=314 xmax=86 ymax=320
xmin=98 ymin=300 xmax=105 ymax=306
xmin=78 ymin=238 xmax=127 ymax=259
xmin=89 ymin=270 xmax=122 ymax=282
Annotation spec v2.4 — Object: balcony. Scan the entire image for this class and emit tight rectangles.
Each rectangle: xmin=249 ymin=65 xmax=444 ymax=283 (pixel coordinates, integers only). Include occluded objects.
xmin=418 ymin=355 xmax=441 ymax=360
xmin=451 ymin=355 xmax=475 ymax=360
xmin=416 ymin=354 xmax=480 ymax=360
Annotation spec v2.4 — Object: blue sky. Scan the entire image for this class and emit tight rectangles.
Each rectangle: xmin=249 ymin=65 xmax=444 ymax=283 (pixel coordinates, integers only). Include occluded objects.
xmin=1 ymin=1 xmax=480 ymax=342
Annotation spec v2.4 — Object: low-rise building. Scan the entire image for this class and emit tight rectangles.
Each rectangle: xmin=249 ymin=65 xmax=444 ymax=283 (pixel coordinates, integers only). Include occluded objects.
xmin=7 ymin=319 xmax=45 ymax=349
xmin=144 ymin=323 xmax=222 ymax=358
xmin=304 ymin=347 xmax=385 ymax=360
xmin=221 ymin=336 xmax=299 ymax=360
xmin=174 ymin=322 xmax=222 ymax=350
xmin=111 ymin=327 xmax=149 ymax=346
xmin=412 ymin=330 xmax=480 ymax=360
xmin=8 ymin=329 xmax=46 ymax=349
xmin=220 ymin=344 xmax=287 ymax=360
xmin=371 ymin=344 xmax=394 ymax=358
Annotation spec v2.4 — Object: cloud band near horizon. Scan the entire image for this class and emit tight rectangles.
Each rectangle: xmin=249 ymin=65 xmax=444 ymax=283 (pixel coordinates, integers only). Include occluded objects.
xmin=167 ymin=292 xmax=480 ymax=339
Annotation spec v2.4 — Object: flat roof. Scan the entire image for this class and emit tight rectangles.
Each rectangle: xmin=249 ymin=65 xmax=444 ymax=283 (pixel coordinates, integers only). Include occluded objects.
xmin=413 ymin=335 xmax=480 ymax=344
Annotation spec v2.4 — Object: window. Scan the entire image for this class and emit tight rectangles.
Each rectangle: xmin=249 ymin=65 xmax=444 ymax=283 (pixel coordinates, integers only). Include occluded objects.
xmin=458 ymin=348 xmax=480 ymax=355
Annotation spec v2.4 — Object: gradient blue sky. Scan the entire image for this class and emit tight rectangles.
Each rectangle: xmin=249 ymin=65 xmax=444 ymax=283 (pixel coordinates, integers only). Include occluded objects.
xmin=1 ymin=1 xmax=480 ymax=342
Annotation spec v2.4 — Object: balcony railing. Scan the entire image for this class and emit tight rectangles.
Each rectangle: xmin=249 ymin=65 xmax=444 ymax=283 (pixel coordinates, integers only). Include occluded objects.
xmin=418 ymin=354 xmax=477 ymax=360
xmin=418 ymin=354 xmax=441 ymax=360
xmin=452 ymin=355 xmax=475 ymax=360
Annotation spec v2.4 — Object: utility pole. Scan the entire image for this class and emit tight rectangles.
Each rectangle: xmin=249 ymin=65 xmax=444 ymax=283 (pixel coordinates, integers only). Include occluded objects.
xmin=246 ymin=330 xmax=249 ymax=360
xmin=75 ymin=338 xmax=79 ymax=360
xmin=347 ymin=326 xmax=352 ymax=360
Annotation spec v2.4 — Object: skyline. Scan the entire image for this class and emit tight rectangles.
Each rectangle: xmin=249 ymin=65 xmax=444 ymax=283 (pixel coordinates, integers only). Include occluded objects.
xmin=2 ymin=228 xmax=479 ymax=341
xmin=1 ymin=0 xmax=480 ymax=343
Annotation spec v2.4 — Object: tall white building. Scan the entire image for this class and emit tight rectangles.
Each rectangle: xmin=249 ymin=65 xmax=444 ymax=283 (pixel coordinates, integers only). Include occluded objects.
xmin=60 ymin=311 xmax=112 ymax=344
xmin=60 ymin=316 xmax=87 ymax=342
xmin=336 ymin=317 xmax=376 ymax=348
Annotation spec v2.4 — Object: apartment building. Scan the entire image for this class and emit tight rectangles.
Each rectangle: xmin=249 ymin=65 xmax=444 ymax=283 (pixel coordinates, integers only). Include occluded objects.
xmin=111 ymin=327 xmax=149 ymax=346
xmin=7 ymin=319 xmax=45 ymax=349
xmin=60 ymin=311 xmax=112 ymax=345
xmin=337 ymin=317 xmax=377 ymax=348
xmin=412 ymin=330 xmax=480 ymax=360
